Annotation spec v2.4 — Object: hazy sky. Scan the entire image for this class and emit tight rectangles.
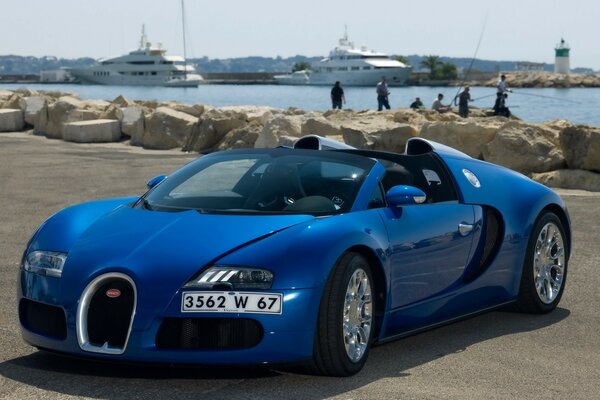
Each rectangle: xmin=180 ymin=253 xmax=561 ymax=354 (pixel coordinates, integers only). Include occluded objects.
xmin=1 ymin=0 xmax=598 ymax=69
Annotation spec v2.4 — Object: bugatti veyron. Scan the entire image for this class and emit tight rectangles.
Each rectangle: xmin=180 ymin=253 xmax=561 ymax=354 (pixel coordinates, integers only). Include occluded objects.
xmin=18 ymin=135 xmax=570 ymax=376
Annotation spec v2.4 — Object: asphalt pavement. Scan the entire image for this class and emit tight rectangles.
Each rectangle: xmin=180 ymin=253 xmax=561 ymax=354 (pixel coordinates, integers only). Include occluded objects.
xmin=1 ymin=131 xmax=598 ymax=400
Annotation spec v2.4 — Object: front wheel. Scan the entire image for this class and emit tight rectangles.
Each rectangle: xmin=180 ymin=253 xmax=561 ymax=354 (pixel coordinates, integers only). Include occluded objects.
xmin=310 ymin=252 xmax=374 ymax=376
xmin=514 ymin=212 xmax=568 ymax=314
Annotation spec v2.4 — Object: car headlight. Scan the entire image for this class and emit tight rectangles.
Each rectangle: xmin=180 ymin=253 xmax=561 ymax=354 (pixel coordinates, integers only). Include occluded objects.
xmin=184 ymin=266 xmax=274 ymax=290
xmin=23 ymin=251 xmax=67 ymax=278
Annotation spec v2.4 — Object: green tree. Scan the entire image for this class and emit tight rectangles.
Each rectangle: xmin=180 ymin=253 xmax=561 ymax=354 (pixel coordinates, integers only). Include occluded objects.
xmin=292 ymin=61 xmax=311 ymax=72
xmin=395 ymin=55 xmax=409 ymax=65
xmin=438 ymin=62 xmax=458 ymax=80
xmin=420 ymin=55 xmax=442 ymax=80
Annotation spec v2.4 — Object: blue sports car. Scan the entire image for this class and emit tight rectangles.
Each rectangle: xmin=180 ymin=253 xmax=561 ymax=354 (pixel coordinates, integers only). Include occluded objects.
xmin=18 ymin=135 xmax=570 ymax=376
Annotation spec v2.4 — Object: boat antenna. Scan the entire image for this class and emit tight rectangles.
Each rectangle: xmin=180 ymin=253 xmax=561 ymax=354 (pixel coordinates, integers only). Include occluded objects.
xmin=139 ymin=24 xmax=148 ymax=49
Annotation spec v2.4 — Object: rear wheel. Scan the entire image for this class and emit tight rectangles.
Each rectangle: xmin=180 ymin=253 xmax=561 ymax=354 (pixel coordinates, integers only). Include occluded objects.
xmin=514 ymin=212 xmax=568 ymax=313
xmin=309 ymin=252 xmax=374 ymax=376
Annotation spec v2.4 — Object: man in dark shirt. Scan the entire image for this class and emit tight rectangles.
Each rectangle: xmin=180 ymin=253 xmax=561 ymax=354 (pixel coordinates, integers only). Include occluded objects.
xmin=331 ymin=81 xmax=345 ymax=109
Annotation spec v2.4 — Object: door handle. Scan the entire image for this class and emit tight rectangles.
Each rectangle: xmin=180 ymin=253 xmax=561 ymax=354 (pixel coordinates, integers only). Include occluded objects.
xmin=458 ymin=223 xmax=473 ymax=236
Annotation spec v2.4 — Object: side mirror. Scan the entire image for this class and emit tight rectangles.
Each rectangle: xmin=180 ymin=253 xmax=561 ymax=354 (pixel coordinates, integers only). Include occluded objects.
xmin=146 ymin=175 xmax=167 ymax=189
xmin=386 ymin=185 xmax=426 ymax=206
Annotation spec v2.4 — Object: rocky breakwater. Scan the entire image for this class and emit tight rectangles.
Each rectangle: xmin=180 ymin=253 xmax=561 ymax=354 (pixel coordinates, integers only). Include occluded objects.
xmin=481 ymin=71 xmax=600 ymax=88
xmin=2 ymin=88 xmax=600 ymax=191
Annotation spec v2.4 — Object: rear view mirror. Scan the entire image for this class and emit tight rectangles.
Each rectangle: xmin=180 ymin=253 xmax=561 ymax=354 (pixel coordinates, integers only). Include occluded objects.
xmin=146 ymin=175 xmax=167 ymax=189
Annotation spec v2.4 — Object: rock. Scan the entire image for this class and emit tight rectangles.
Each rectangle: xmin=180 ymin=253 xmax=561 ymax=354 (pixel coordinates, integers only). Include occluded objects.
xmin=111 ymin=95 xmax=136 ymax=108
xmin=338 ymin=111 xmax=418 ymax=151
xmin=0 ymin=109 xmax=25 ymax=132
xmin=215 ymin=121 xmax=263 ymax=151
xmin=117 ymin=106 xmax=144 ymax=145
xmin=483 ymin=121 xmax=565 ymax=174
xmin=63 ymin=119 xmax=121 ymax=143
xmin=83 ymin=99 xmax=111 ymax=111
xmin=167 ymin=102 xmax=206 ymax=118
xmin=532 ymin=169 xmax=600 ymax=191
xmin=1 ymin=93 xmax=22 ymax=109
xmin=221 ymin=106 xmax=276 ymax=125
xmin=255 ymin=115 xmax=303 ymax=148
xmin=301 ymin=116 xmax=342 ymax=136
xmin=184 ymin=109 xmax=248 ymax=152
xmin=560 ymin=125 xmax=600 ymax=171
xmin=19 ymin=96 xmax=47 ymax=127
xmin=142 ymin=106 xmax=198 ymax=150
xmin=46 ymin=96 xmax=100 ymax=139
xmin=419 ymin=119 xmax=502 ymax=158
xmin=99 ymin=104 xmax=120 ymax=120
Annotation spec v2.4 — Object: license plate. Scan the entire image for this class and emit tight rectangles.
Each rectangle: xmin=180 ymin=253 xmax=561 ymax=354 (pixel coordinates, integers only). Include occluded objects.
xmin=181 ymin=291 xmax=282 ymax=314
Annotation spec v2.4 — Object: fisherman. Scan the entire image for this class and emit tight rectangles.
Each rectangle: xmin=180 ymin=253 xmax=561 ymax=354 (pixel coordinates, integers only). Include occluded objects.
xmin=410 ymin=97 xmax=424 ymax=110
xmin=457 ymin=86 xmax=472 ymax=118
xmin=330 ymin=81 xmax=345 ymax=109
xmin=376 ymin=77 xmax=391 ymax=111
xmin=493 ymin=92 xmax=511 ymax=117
xmin=497 ymin=74 xmax=512 ymax=95
xmin=432 ymin=93 xmax=451 ymax=113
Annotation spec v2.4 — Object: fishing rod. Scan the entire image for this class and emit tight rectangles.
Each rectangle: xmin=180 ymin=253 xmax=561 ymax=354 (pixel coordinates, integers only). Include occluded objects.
xmin=470 ymin=93 xmax=497 ymax=102
xmin=510 ymin=90 xmax=581 ymax=104
xmin=451 ymin=11 xmax=488 ymax=106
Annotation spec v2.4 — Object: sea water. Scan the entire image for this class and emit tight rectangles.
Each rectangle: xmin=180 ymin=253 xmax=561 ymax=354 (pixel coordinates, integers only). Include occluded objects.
xmin=2 ymin=83 xmax=599 ymax=126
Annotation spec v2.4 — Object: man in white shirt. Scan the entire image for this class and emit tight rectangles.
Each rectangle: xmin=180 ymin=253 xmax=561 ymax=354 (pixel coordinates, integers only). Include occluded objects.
xmin=432 ymin=93 xmax=451 ymax=113
xmin=497 ymin=74 xmax=512 ymax=94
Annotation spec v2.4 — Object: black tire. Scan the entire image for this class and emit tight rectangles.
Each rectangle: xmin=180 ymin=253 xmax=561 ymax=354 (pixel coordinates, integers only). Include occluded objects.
xmin=514 ymin=212 xmax=568 ymax=314
xmin=309 ymin=252 xmax=375 ymax=376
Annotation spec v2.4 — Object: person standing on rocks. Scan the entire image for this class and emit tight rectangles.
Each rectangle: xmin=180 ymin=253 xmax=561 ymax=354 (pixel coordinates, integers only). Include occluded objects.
xmin=376 ymin=77 xmax=391 ymax=111
xmin=330 ymin=81 xmax=346 ymax=109
xmin=497 ymin=74 xmax=512 ymax=94
xmin=456 ymin=86 xmax=472 ymax=117
xmin=493 ymin=92 xmax=511 ymax=117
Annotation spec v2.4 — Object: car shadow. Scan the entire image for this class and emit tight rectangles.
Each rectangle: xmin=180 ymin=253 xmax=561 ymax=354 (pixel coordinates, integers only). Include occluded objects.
xmin=0 ymin=308 xmax=569 ymax=400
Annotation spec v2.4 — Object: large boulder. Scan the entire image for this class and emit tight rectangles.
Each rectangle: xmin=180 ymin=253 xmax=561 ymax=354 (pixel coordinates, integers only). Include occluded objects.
xmin=483 ymin=121 xmax=565 ymax=174
xmin=214 ymin=121 xmax=263 ymax=151
xmin=301 ymin=116 xmax=342 ymax=136
xmin=255 ymin=115 xmax=303 ymax=148
xmin=1 ymin=93 xmax=22 ymax=109
xmin=117 ymin=106 xmax=145 ymax=145
xmin=338 ymin=111 xmax=418 ymax=151
xmin=419 ymin=119 xmax=502 ymax=158
xmin=46 ymin=96 xmax=100 ymax=139
xmin=63 ymin=119 xmax=121 ymax=143
xmin=532 ymin=169 xmax=600 ymax=192
xmin=184 ymin=109 xmax=248 ymax=152
xmin=221 ymin=106 xmax=275 ymax=125
xmin=111 ymin=95 xmax=136 ymax=108
xmin=142 ymin=106 xmax=198 ymax=150
xmin=0 ymin=109 xmax=25 ymax=132
xmin=560 ymin=125 xmax=600 ymax=171
xmin=19 ymin=96 xmax=48 ymax=128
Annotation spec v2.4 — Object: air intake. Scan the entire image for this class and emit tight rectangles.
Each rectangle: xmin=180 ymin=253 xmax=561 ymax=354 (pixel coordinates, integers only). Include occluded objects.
xmin=294 ymin=135 xmax=356 ymax=150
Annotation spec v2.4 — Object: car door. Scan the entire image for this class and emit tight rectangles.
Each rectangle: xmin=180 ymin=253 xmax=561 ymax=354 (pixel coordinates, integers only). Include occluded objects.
xmin=380 ymin=203 xmax=477 ymax=309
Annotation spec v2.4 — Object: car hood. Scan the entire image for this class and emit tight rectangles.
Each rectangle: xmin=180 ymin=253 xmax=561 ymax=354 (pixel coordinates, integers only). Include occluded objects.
xmin=60 ymin=206 xmax=314 ymax=306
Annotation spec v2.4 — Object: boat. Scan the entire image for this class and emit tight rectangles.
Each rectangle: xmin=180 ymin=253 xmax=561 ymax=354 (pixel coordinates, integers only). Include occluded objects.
xmin=274 ymin=30 xmax=411 ymax=86
xmin=69 ymin=1 xmax=202 ymax=87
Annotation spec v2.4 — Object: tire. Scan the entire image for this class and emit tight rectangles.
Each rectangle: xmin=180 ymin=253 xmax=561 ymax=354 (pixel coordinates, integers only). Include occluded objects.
xmin=309 ymin=252 xmax=375 ymax=376
xmin=514 ymin=212 xmax=568 ymax=314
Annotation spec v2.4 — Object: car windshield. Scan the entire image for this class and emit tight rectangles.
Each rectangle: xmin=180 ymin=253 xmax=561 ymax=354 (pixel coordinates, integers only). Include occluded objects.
xmin=138 ymin=148 xmax=374 ymax=215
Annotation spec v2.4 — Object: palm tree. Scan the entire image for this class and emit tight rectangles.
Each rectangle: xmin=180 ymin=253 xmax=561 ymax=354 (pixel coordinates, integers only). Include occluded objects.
xmin=420 ymin=55 xmax=442 ymax=80
xmin=395 ymin=55 xmax=409 ymax=65
xmin=439 ymin=62 xmax=458 ymax=80
xmin=292 ymin=61 xmax=311 ymax=72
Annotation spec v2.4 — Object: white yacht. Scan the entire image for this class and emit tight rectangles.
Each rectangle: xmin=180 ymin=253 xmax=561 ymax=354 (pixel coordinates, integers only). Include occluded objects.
xmin=275 ymin=31 xmax=411 ymax=86
xmin=69 ymin=26 xmax=203 ymax=87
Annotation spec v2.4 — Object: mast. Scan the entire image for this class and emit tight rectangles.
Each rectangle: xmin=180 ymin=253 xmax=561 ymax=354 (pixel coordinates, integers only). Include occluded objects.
xmin=181 ymin=0 xmax=187 ymax=79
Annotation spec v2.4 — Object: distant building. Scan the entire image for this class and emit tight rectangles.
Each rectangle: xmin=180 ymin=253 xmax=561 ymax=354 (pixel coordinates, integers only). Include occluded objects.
xmin=516 ymin=62 xmax=545 ymax=72
xmin=554 ymin=38 xmax=570 ymax=74
xmin=39 ymin=69 xmax=73 ymax=82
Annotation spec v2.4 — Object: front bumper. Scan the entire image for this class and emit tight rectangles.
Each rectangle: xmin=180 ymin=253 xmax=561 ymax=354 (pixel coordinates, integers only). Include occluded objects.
xmin=18 ymin=269 xmax=321 ymax=365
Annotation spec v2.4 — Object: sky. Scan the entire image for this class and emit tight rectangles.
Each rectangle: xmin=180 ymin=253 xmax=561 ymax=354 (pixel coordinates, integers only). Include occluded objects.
xmin=1 ymin=0 xmax=599 ymax=70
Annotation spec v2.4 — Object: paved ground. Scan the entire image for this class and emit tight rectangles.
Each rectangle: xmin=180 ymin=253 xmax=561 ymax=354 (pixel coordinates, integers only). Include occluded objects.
xmin=1 ymin=132 xmax=598 ymax=400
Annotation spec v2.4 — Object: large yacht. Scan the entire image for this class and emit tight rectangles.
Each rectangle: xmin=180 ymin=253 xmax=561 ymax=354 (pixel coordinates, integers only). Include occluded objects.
xmin=69 ymin=26 xmax=203 ymax=87
xmin=275 ymin=31 xmax=411 ymax=86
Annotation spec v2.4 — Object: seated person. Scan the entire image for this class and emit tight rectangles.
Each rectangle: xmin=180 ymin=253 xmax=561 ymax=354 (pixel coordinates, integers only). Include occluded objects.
xmin=410 ymin=97 xmax=424 ymax=110
xmin=432 ymin=93 xmax=451 ymax=113
xmin=493 ymin=93 xmax=511 ymax=117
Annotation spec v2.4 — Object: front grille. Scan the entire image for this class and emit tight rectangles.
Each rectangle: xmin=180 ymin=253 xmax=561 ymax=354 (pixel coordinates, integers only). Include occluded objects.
xmin=86 ymin=278 xmax=135 ymax=348
xmin=19 ymin=299 xmax=67 ymax=339
xmin=156 ymin=318 xmax=263 ymax=350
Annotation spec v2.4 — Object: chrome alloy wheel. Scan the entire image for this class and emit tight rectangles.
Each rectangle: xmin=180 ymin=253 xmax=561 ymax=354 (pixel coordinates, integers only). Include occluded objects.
xmin=534 ymin=222 xmax=566 ymax=304
xmin=342 ymin=268 xmax=372 ymax=362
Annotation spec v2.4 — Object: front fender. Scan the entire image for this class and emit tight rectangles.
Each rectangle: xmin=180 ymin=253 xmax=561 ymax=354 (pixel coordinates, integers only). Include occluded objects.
xmin=27 ymin=196 xmax=139 ymax=254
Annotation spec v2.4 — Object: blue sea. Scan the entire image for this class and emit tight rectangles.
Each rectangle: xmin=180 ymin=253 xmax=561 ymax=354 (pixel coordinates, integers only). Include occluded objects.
xmin=2 ymin=83 xmax=599 ymax=126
